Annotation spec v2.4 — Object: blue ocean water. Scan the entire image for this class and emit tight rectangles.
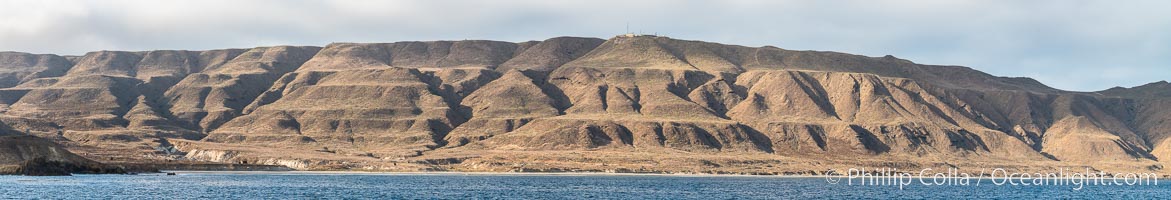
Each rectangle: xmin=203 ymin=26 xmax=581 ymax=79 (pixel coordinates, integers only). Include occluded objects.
xmin=0 ymin=172 xmax=1166 ymax=199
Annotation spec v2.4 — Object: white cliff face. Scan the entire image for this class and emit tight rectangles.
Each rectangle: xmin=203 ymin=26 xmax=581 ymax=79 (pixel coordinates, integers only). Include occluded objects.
xmin=184 ymin=149 xmax=239 ymax=163
xmin=182 ymin=148 xmax=348 ymax=170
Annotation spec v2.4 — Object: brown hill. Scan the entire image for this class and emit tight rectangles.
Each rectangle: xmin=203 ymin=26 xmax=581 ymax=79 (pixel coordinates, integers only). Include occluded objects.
xmin=0 ymin=52 xmax=72 ymax=88
xmin=1101 ymin=81 xmax=1171 ymax=98
xmin=0 ymin=129 xmax=125 ymax=175
xmin=162 ymin=46 xmax=320 ymax=133
xmin=0 ymin=35 xmax=1167 ymax=174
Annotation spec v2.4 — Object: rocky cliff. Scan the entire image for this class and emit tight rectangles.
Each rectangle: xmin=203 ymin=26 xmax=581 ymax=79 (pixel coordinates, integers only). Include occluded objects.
xmin=1 ymin=35 xmax=1167 ymax=174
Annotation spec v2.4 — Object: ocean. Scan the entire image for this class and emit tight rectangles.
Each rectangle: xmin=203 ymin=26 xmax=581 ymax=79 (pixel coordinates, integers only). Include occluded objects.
xmin=0 ymin=172 xmax=1165 ymax=199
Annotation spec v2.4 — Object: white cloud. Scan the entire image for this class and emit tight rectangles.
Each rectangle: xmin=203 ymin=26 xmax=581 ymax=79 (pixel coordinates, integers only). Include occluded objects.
xmin=0 ymin=0 xmax=1167 ymax=91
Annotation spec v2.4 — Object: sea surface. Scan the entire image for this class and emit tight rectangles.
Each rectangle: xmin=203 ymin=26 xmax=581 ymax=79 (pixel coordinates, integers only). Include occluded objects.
xmin=0 ymin=172 xmax=1166 ymax=199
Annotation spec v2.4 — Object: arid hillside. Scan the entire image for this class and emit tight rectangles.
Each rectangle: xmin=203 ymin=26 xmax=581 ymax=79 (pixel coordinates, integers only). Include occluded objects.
xmin=1 ymin=35 xmax=1168 ymax=174
xmin=0 ymin=128 xmax=126 ymax=175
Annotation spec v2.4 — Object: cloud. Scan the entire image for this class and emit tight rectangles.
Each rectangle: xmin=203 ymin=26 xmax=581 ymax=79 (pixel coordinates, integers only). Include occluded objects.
xmin=1 ymin=0 xmax=1167 ymax=91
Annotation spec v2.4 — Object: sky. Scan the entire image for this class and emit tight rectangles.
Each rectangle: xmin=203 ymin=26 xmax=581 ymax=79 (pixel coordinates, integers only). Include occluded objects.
xmin=1 ymin=0 xmax=1168 ymax=91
